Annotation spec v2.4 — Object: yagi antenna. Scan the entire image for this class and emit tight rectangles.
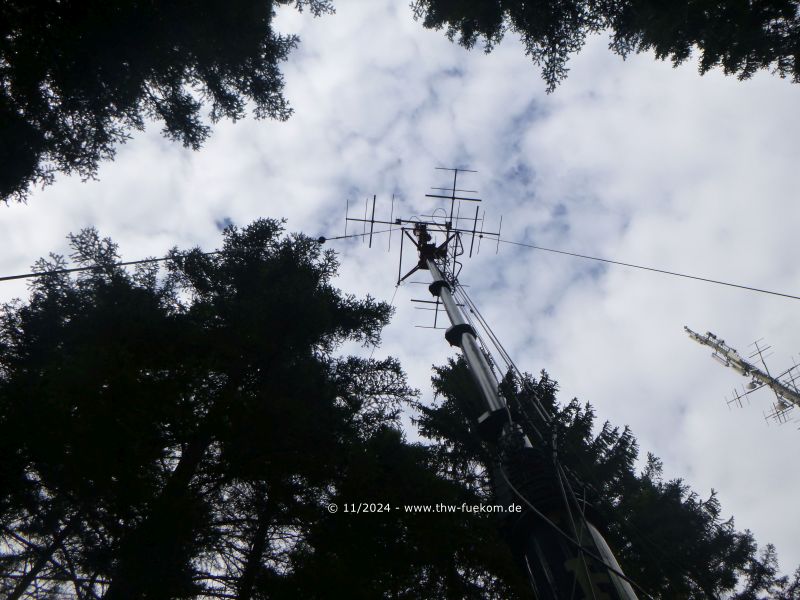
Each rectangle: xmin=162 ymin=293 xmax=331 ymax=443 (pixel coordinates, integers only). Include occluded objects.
xmin=332 ymin=167 xmax=636 ymax=600
xmin=342 ymin=168 xmax=501 ymax=329
xmin=686 ymin=326 xmax=800 ymax=428
xmin=329 ymin=170 xmax=642 ymax=599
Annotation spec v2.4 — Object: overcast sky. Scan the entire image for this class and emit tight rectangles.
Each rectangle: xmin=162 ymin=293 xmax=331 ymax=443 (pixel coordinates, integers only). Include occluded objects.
xmin=2 ymin=0 xmax=799 ymax=578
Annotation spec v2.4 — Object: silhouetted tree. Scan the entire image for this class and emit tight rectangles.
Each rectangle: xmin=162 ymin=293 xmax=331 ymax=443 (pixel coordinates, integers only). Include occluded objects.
xmin=412 ymin=0 xmax=800 ymax=91
xmin=417 ymin=358 xmax=800 ymax=598
xmin=4 ymin=220 xmax=795 ymax=599
xmin=0 ymin=0 xmax=332 ymax=203
xmin=0 ymin=220 xmax=524 ymax=599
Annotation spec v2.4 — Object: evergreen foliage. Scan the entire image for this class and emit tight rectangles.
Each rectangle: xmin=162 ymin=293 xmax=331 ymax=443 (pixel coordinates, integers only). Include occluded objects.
xmin=416 ymin=358 xmax=800 ymax=599
xmin=2 ymin=221 xmax=798 ymax=598
xmin=0 ymin=0 xmax=333 ymax=203
xmin=4 ymin=1 xmax=797 ymax=203
xmin=411 ymin=0 xmax=800 ymax=91
xmin=0 ymin=220 xmax=520 ymax=599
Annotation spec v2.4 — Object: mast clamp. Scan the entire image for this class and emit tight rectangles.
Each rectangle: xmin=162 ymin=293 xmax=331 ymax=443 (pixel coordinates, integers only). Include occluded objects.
xmin=445 ymin=323 xmax=476 ymax=347
xmin=428 ymin=279 xmax=450 ymax=297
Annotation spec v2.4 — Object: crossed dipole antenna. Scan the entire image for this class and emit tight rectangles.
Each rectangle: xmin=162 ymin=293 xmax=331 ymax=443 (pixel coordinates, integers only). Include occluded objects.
xmin=344 ymin=168 xmax=502 ymax=330
xmin=341 ymin=170 xmax=642 ymax=599
xmin=685 ymin=326 xmax=800 ymax=427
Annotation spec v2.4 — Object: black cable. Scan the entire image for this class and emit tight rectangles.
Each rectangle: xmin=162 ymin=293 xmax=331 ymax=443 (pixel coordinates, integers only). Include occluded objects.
xmin=0 ymin=254 xmax=219 ymax=283
xmin=499 ymin=466 xmax=656 ymax=600
xmin=6 ymin=229 xmax=793 ymax=305
xmin=449 ymin=284 xmax=530 ymax=435
xmin=319 ymin=228 xmax=394 ymax=242
xmin=452 ymin=284 xmax=555 ymax=447
xmin=451 ymin=282 xmax=645 ymax=598
xmin=500 ymin=238 xmax=800 ymax=301
xmin=551 ymin=446 xmax=594 ymax=600
xmin=455 ymin=286 xmax=514 ymax=373
xmin=456 ymin=286 xmax=512 ymax=370
xmin=449 ymin=278 xmax=653 ymax=598
xmin=0 ymin=230 xmax=394 ymax=285
xmin=455 ymin=284 xmax=552 ymax=425
xmin=447 ymin=284 xmax=516 ymax=430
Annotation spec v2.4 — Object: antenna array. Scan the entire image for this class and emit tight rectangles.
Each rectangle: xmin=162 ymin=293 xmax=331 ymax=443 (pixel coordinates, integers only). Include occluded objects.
xmin=337 ymin=169 xmax=640 ymax=599
xmin=685 ymin=326 xmax=800 ymax=427
xmin=344 ymin=168 xmax=501 ymax=329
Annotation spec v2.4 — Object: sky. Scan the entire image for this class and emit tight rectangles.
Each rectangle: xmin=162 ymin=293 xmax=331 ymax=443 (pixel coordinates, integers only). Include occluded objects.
xmin=2 ymin=0 xmax=799 ymax=580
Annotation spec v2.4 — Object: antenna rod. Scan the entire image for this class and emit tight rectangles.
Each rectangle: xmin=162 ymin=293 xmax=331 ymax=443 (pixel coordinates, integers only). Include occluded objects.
xmin=347 ymin=175 xmax=639 ymax=598
xmin=685 ymin=326 xmax=800 ymax=410
xmin=412 ymin=224 xmax=638 ymax=599
xmin=427 ymin=258 xmax=506 ymax=424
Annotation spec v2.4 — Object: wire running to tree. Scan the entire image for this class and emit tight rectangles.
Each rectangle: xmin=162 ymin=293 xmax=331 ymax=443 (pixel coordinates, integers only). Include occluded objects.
xmin=2 ymin=229 xmax=797 ymax=305
xmin=0 ymin=229 xmax=395 ymax=284
xmin=499 ymin=238 xmax=800 ymax=301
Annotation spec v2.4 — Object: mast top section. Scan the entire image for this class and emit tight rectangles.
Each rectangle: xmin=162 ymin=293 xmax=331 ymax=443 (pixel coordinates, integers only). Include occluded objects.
xmin=340 ymin=168 xmax=501 ymax=328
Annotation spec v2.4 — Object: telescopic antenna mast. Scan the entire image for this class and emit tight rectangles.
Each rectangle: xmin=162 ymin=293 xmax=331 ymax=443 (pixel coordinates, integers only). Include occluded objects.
xmin=340 ymin=169 xmax=639 ymax=599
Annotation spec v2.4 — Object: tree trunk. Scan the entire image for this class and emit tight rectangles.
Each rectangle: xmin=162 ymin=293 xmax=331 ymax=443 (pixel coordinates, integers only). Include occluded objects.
xmin=236 ymin=500 xmax=272 ymax=600
xmin=102 ymin=434 xmax=210 ymax=600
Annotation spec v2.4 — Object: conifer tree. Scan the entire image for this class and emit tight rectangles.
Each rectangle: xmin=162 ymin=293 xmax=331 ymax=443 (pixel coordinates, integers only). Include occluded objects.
xmin=0 ymin=220 xmax=523 ymax=599
xmin=0 ymin=0 xmax=333 ymax=203
xmin=412 ymin=0 xmax=800 ymax=91
xmin=418 ymin=358 xmax=800 ymax=598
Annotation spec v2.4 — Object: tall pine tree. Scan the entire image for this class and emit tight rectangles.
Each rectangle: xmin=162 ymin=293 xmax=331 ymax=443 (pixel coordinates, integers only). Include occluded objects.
xmin=412 ymin=0 xmax=800 ymax=91
xmin=0 ymin=0 xmax=333 ymax=203
xmin=0 ymin=220 xmax=523 ymax=599
xmin=416 ymin=358 xmax=800 ymax=598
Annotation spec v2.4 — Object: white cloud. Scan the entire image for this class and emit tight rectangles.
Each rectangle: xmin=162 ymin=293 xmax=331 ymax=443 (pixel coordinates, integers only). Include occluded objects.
xmin=2 ymin=0 xmax=799 ymax=578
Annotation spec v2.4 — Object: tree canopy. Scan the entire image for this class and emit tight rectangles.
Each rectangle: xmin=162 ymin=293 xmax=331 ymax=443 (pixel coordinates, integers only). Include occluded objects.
xmin=1 ymin=220 xmax=798 ymax=598
xmin=412 ymin=0 xmax=800 ymax=91
xmin=3 ymin=1 xmax=797 ymax=203
xmin=0 ymin=0 xmax=332 ymax=204
xmin=0 ymin=220 xmax=523 ymax=599
xmin=417 ymin=358 xmax=800 ymax=599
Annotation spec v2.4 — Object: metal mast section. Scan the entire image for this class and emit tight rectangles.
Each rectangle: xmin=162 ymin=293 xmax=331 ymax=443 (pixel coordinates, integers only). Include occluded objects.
xmin=342 ymin=169 xmax=641 ymax=599
xmin=685 ymin=326 xmax=800 ymax=424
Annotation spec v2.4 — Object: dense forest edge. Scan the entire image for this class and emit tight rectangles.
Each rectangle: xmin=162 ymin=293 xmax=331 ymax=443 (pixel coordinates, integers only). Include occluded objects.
xmin=1 ymin=220 xmax=797 ymax=598
xmin=2 ymin=0 xmax=799 ymax=203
